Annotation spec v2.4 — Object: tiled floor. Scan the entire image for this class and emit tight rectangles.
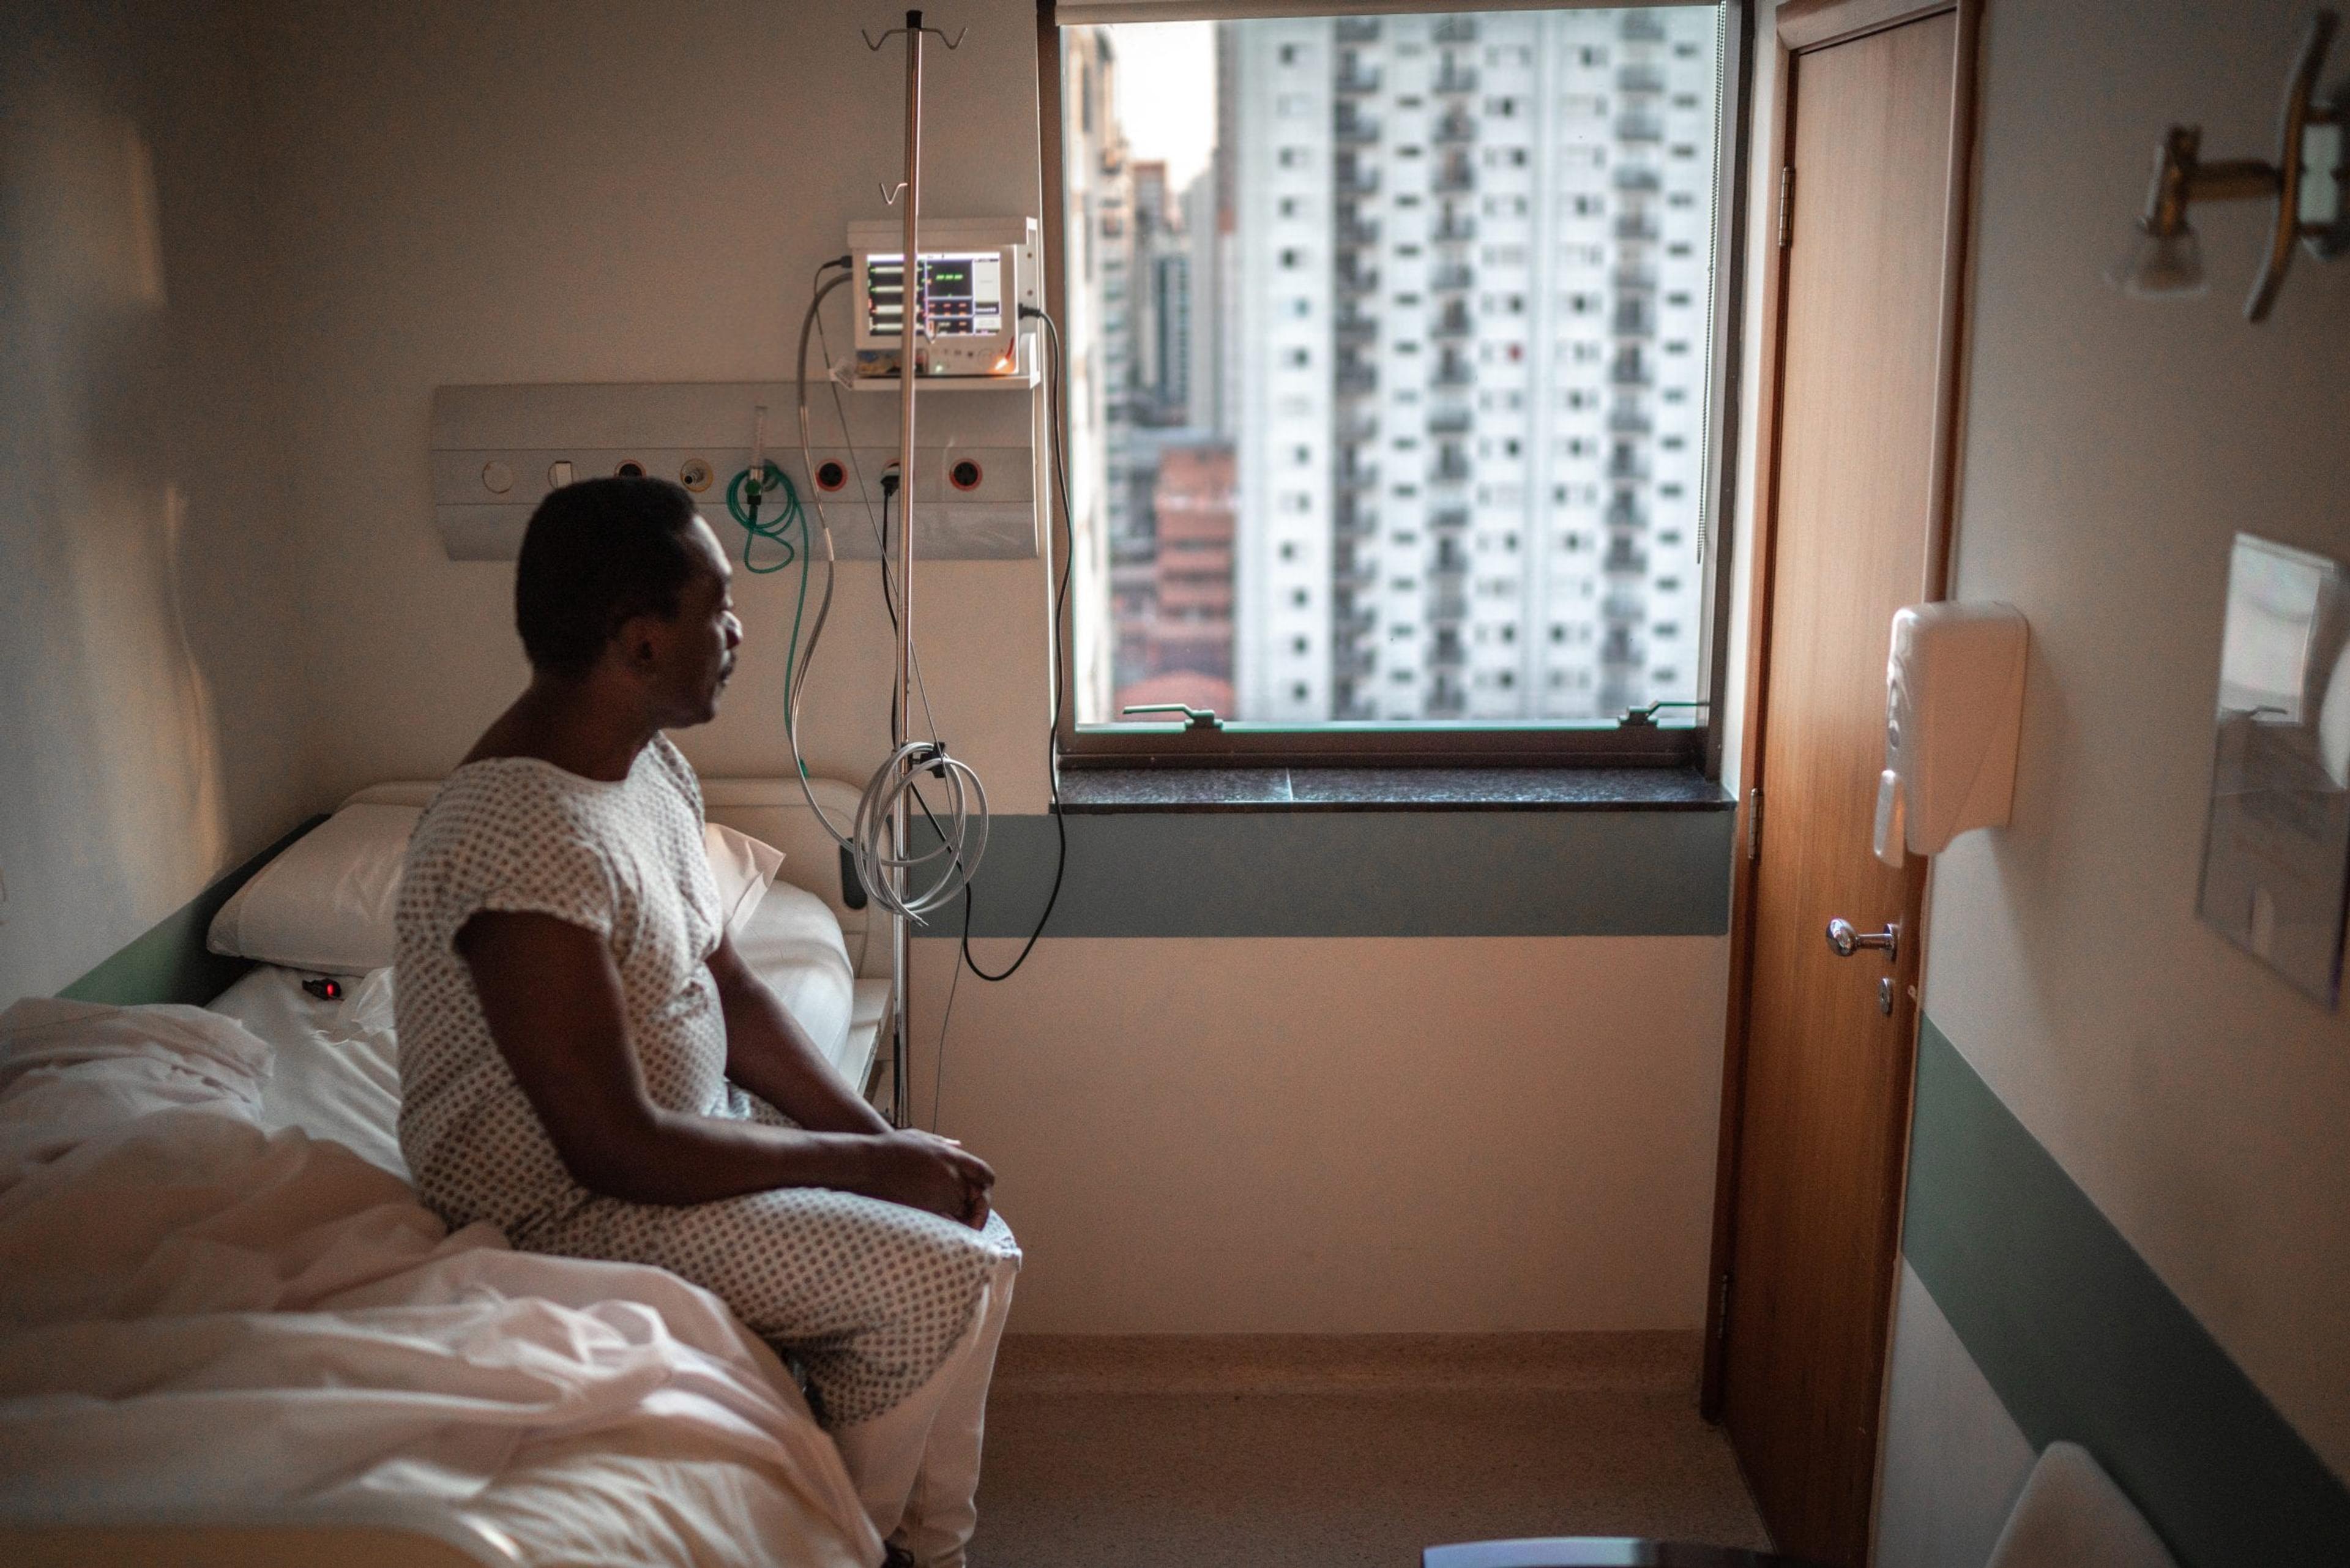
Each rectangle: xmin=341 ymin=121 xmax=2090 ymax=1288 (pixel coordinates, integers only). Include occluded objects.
xmin=969 ymin=1334 xmax=1770 ymax=1568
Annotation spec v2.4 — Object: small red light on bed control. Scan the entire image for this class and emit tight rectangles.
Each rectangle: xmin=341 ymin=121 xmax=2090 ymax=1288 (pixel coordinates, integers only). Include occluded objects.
xmin=302 ymin=977 xmax=343 ymax=1001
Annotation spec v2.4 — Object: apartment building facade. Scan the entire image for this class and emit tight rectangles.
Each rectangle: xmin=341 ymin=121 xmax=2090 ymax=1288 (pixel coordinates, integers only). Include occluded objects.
xmin=1226 ymin=8 xmax=1721 ymax=722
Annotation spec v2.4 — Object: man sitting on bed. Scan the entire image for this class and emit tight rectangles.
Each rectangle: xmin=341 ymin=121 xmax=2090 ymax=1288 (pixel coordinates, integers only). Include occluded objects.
xmin=394 ymin=476 xmax=1018 ymax=1568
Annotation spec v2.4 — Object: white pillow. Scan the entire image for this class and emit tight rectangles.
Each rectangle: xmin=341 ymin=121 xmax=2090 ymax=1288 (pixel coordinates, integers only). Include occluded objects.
xmin=209 ymin=804 xmax=785 ymax=974
xmin=704 ymin=821 xmax=786 ymax=932
xmin=208 ymin=803 xmax=419 ymax=975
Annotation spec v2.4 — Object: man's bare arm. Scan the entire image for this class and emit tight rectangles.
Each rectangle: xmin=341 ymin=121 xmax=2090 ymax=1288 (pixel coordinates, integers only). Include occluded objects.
xmin=706 ymin=930 xmax=890 ymax=1135
xmin=457 ymin=911 xmax=991 ymax=1220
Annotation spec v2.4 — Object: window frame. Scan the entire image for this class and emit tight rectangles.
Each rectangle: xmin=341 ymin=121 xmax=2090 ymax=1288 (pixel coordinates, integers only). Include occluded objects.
xmin=1040 ymin=0 xmax=1754 ymax=772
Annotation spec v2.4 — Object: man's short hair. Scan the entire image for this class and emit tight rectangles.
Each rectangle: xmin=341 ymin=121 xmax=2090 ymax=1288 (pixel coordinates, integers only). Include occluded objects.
xmin=515 ymin=477 xmax=705 ymax=678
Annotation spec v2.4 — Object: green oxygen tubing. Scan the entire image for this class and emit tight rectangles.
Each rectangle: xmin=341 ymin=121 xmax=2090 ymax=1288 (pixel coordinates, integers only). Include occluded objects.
xmin=727 ymin=460 xmax=815 ymax=759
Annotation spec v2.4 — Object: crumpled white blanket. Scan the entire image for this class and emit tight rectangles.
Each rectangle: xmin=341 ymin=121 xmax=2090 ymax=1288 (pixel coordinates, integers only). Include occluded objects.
xmin=0 ymin=998 xmax=879 ymax=1567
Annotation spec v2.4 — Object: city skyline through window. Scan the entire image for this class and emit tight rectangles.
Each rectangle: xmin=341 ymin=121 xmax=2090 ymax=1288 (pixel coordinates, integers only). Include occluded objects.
xmin=1061 ymin=9 xmax=1726 ymax=732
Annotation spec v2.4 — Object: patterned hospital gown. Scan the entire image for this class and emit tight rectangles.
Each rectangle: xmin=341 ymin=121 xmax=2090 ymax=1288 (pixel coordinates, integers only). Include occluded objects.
xmin=394 ymin=736 xmax=1017 ymax=1427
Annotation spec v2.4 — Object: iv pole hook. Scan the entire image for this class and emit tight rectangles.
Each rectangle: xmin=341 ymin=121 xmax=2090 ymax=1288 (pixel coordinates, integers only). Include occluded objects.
xmin=862 ymin=23 xmax=965 ymax=49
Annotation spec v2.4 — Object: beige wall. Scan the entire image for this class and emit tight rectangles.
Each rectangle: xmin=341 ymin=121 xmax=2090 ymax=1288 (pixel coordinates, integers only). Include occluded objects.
xmin=239 ymin=0 xmax=1055 ymax=812
xmin=914 ymin=936 xmax=1729 ymax=1333
xmin=0 ymin=1 xmax=313 ymax=1002
xmin=1881 ymin=0 xmax=2350 ymax=1552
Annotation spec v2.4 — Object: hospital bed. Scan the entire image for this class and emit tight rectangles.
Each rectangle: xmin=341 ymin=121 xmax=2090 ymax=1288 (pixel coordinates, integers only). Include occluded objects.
xmin=0 ymin=777 xmax=893 ymax=1568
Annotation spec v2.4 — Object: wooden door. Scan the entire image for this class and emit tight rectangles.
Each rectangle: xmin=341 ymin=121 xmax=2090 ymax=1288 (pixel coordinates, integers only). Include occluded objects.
xmin=1716 ymin=10 xmax=1963 ymax=1566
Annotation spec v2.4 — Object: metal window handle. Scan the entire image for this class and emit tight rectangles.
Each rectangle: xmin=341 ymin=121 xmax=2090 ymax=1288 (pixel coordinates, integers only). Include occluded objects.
xmin=1826 ymin=917 xmax=1900 ymax=961
xmin=1121 ymin=702 xmax=1223 ymax=731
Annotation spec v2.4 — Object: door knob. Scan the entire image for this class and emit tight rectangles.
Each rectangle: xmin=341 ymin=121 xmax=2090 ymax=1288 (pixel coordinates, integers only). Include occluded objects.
xmin=1826 ymin=917 xmax=1900 ymax=961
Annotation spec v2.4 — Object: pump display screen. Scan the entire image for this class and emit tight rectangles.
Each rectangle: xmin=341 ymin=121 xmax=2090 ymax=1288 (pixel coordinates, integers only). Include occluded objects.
xmin=863 ymin=250 xmax=1004 ymax=338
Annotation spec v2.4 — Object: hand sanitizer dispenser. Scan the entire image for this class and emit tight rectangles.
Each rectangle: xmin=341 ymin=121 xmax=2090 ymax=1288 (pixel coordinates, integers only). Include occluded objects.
xmin=1874 ymin=602 xmax=2029 ymax=868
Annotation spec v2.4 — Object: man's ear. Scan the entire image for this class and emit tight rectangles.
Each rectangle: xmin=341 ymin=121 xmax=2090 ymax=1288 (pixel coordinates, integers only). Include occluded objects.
xmin=614 ymin=614 xmax=665 ymax=674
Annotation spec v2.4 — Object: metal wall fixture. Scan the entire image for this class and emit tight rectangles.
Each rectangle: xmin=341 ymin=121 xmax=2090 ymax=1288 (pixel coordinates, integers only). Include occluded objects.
xmin=2109 ymin=10 xmax=2349 ymax=320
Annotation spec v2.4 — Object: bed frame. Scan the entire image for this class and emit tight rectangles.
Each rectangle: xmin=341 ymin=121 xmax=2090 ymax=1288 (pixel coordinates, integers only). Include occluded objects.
xmin=18 ymin=775 xmax=887 ymax=1567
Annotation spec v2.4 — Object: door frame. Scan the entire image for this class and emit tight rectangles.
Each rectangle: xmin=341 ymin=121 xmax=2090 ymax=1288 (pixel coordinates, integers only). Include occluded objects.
xmin=1696 ymin=0 xmax=1984 ymax=1503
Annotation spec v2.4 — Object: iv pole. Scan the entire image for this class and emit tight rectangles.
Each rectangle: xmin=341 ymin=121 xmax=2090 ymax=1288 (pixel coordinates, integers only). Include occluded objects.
xmin=864 ymin=9 xmax=963 ymax=1128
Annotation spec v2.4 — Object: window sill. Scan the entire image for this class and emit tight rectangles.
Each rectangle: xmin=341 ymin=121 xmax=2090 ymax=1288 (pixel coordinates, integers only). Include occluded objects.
xmin=1053 ymin=765 xmax=1731 ymax=814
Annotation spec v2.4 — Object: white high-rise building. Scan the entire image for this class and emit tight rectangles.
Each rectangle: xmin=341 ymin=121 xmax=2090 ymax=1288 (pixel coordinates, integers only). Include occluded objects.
xmin=1225 ymin=9 xmax=1721 ymax=723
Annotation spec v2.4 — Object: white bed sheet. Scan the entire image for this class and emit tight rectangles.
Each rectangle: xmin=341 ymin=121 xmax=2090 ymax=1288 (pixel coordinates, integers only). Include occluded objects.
xmin=0 ymin=998 xmax=879 ymax=1568
xmin=216 ymin=964 xmax=408 ymax=1174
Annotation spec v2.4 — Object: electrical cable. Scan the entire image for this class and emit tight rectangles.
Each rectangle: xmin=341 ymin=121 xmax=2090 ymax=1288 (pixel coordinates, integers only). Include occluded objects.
xmin=785 ymin=273 xmax=853 ymax=821
xmin=955 ymin=305 xmax=1076 ymax=985
xmin=814 ymin=288 xmax=949 ymax=748
xmin=853 ymin=739 xmax=991 ymax=921
xmin=929 ymin=307 xmax=1078 ymax=1120
xmin=930 ymin=933 xmax=963 ymax=1132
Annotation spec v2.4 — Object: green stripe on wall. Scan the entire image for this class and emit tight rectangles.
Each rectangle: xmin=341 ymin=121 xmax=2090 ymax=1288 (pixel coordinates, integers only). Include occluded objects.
xmin=57 ymin=816 xmax=329 ymax=1008
xmin=1904 ymin=1015 xmax=2350 ymax=1568
xmin=59 ymin=805 xmax=1729 ymax=1010
xmin=919 ymin=810 xmax=1733 ymax=938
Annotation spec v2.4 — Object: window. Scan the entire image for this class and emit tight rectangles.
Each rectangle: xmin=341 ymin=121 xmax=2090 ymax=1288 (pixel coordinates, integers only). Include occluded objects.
xmin=1054 ymin=6 xmax=1734 ymax=761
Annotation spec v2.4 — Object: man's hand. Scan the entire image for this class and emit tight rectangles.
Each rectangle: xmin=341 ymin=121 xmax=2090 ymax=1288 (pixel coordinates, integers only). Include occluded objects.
xmin=864 ymin=1129 xmax=996 ymax=1228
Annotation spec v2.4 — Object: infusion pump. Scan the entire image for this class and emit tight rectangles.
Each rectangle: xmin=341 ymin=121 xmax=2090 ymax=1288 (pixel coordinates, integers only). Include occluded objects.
xmin=849 ymin=217 xmax=1040 ymax=384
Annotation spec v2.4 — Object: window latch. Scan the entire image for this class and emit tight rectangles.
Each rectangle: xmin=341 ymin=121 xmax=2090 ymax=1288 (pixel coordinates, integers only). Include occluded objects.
xmin=1617 ymin=699 xmax=1709 ymax=730
xmin=1121 ymin=703 xmax=1224 ymax=732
